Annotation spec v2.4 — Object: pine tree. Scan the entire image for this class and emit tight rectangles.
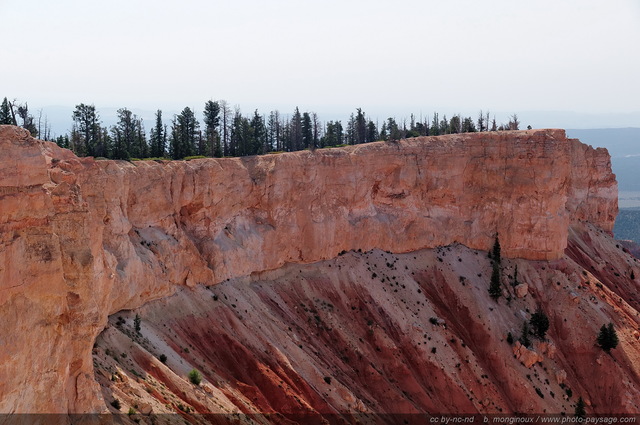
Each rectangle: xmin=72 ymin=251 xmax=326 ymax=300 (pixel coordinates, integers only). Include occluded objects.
xmin=250 ymin=110 xmax=265 ymax=155
xmin=530 ymin=307 xmax=550 ymax=339
xmin=489 ymin=261 xmax=502 ymax=300
xmin=366 ymin=120 xmax=378 ymax=143
xmin=430 ymin=113 xmax=440 ymax=136
xmin=219 ymin=100 xmax=231 ymax=156
xmin=149 ymin=110 xmax=165 ymax=158
xmin=267 ymin=110 xmax=281 ymax=152
xmin=491 ymin=116 xmax=498 ymax=132
xmin=203 ymin=100 xmax=220 ymax=157
xmin=519 ymin=321 xmax=531 ymax=348
xmin=171 ymin=107 xmax=199 ymax=159
xmin=492 ymin=235 xmax=501 ymax=264
xmin=512 ymin=265 xmax=520 ymax=287
xmin=302 ymin=112 xmax=313 ymax=150
xmin=597 ymin=322 xmax=619 ymax=353
xmin=0 ymin=97 xmax=15 ymax=125
xmin=72 ymin=104 xmax=101 ymax=157
xmin=387 ymin=117 xmax=402 ymax=140
xmin=379 ymin=122 xmax=388 ymax=141
xmin=574 ymin=396 xmax=586 ymax=418
xmin=477 ymin=110 xmax=486 ymax=132
xmin=449 ymin=115 xmax=461 ymax=134
xmin=97 ymin=127 xmax=112 ymax=158
xmin=345 ymin=113 xmax=356 ymax=145
xmin=311 ymin=112 xmax=321 ymax=148
xmin=290 ymin=107 xmax=303 ymax=151
xmin=462 ymin=117 xmax=476 ymax=133
xmin=488 ymin=234 xmax=503 ymax=300
xmin=111 ymin=108 xmax=137 ymax=160
xmin=16 ymin=103 xmax=38 ymax=137
xmin=355 ymin=108 xmax=367 ymax=144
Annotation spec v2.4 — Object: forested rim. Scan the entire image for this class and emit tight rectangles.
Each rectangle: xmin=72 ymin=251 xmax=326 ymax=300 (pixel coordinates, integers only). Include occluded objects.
xmin=0 ymin=97 xmax=524 ymax=160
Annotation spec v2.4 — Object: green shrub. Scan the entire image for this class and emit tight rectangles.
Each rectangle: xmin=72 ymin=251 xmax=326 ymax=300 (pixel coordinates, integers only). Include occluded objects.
xmin=110 ymin=399 xmax=121 ymax=410
xmin=506 ymin=332 xmax=514 ymax=345
xmin=159 ymin=354 xmax=167 ymax=363
xmin=188 ymin=369 xmax=202 ymax=385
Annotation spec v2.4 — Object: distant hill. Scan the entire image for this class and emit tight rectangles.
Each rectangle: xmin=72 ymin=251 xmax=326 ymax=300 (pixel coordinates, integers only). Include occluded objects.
xmin=566 ymin=128 xmax=640 ymax=157
xmin=566 ymin=128 xmax=640 ymax=193
xmin=614 ymin=207 xmax=640 ymax=243
xmin=611 ymin=157 xmax=640 ymax=191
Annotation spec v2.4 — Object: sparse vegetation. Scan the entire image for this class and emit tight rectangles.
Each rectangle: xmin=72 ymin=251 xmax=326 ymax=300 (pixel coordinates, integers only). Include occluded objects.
xmin=188 ymin=369 xmax=202 ymax=385
xmin=159 ymin=354 xmax=167 ymax=364
xmin=110 ymin=399 xmax=121 ymax=410
xmin=134 ymin=314 xmax=141 ymax=334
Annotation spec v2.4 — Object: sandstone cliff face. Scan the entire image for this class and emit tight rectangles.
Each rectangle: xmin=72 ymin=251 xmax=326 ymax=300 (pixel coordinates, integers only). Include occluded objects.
xmin=0 ymin=125 xmax=617 ymax=413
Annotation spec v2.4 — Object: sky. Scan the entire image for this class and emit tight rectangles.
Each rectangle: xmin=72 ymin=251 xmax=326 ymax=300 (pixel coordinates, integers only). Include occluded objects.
xmin=1 ymin=0 xmax=639 ymax=133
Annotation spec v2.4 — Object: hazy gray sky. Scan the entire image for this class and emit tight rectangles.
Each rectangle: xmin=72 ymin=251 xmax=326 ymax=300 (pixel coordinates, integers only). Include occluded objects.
xmin=2 ymin=0 xmax=639 ymax=127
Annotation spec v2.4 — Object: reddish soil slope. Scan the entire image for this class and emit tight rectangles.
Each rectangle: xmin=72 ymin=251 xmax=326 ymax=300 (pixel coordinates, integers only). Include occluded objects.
xmin=93 ymin=223 xmax=640 ymax=422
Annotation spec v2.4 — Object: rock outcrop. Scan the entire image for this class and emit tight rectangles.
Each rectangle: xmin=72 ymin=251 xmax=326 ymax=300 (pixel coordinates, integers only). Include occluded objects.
xmin=0 ymin=125 xmax=618 ymax=413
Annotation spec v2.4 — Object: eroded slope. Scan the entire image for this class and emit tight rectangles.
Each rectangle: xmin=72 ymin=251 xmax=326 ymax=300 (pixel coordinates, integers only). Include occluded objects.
xmin=93 ymin=223 xmax=640 ymax=421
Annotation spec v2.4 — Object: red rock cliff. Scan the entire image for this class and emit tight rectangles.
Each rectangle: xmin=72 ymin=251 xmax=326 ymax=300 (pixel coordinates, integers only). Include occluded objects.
xmin=0 ymin=126 xmax=616 ymax=413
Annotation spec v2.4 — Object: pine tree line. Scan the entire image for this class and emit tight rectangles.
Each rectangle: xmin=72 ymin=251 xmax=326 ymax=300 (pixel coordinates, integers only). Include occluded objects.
xmin=2 ymin=96 xmax=524 ymax=160
xmin=0 ymin=97 xmax=52 ymax=139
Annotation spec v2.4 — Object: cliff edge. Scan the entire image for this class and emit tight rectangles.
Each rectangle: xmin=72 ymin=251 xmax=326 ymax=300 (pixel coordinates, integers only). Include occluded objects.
xmin=0 ymin=126 xmax=617 ymax=413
